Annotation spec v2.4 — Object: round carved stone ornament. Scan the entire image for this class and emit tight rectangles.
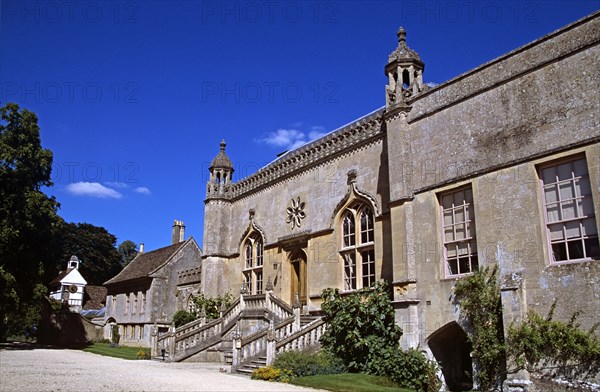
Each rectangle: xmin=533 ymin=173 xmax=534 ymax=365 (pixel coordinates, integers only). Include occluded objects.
xmin=286 ymin=197 xmax=306 ymax=229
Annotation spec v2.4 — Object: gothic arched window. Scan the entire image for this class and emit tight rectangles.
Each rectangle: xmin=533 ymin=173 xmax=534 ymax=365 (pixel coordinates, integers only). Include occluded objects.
xmin=340 ymin=203 xmax=375 ymax=290
xmin=243 ymin=235 xmax=264 ymax=294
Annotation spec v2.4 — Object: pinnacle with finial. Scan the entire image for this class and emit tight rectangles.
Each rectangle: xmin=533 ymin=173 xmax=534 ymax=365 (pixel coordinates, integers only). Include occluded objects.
xmin=397 ymin=27 xmax=407 ymax=43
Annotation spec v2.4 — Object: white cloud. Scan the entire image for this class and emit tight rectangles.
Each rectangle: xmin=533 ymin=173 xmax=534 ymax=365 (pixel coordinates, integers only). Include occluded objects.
xmin=134 ymin=186 xmax=151 ymax=195
xmin=259 ymin=127 xmax=327 ymax=150
xmin=66 ymin=182 xmax=123 ymax=199
xmin=104 ymin=182 xmax=130 ymax=189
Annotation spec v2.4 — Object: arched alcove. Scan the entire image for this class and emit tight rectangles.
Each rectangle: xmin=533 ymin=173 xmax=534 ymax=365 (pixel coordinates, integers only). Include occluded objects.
xmin=427 ymin=321 xmax=473 ymax=391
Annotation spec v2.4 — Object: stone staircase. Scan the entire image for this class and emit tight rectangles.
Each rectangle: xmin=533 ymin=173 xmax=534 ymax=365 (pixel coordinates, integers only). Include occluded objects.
xmin=153 ymin=291 xmax=327 ymax=374
xmin=236 ymin=355 xmax=267 ymax=375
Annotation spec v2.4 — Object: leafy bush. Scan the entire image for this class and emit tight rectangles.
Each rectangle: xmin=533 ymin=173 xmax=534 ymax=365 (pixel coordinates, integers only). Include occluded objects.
xmin=319 ymin=281 xmax=440 ymax=391
xmin=507 ymin=303 xmax=600 ymax=380
xmin=172 ymin=310 xmax=196 ymax=327
xmin=251 ymin=366 xmax=292 ymax=382
xmin=372 ymin=347 xmax=440 ymax=392
xmin=191 ymin=292 xmax=234 ymax=320
xmin=136 ymin=348 xmax=151 ymax=360
xmin=110 ymin=324 xmax=120 ymax=345
xmin=273 ymin=348 xmax=346 ymax=377
xmin=320 ymin=281 xmax=402 ymax=372
xmin=453 ymin=266 xmax=506 ymax=391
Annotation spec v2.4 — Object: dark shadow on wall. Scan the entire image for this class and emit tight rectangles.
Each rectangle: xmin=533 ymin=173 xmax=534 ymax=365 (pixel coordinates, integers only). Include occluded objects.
xmin=37 ymin=298 xmax=103 ymax=348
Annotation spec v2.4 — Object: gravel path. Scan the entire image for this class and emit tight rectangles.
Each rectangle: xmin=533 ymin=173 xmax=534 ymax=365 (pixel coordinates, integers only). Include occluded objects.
xmin=0 ymin=344 xmax=322 ymax=392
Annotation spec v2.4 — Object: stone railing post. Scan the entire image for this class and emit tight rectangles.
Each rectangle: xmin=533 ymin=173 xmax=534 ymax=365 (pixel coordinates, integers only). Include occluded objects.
xmin=151 ymin=324 xmax=158 ymax=357
xmin=168 ymin=323 xmax=176 ymax=359
xmin=292 ymin=292 xmax=301 ymax=332
xmin=219 ymin=301 xmax=226 ymax=318
xmin=199 ymin=308 xmax=206 ymax=325
xmin=266 ymin=320 xmax=276 ymax=365
xmin=231 ymin=323 xmax=241 ymax=369
xmin=239 ymin=284 xmax=247 ymax=312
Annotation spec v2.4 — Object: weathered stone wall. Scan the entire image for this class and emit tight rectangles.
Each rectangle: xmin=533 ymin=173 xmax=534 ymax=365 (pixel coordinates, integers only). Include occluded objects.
xmin=383 ymin=12 xmax=600 ymax=346
xmin=153 ymin=240 xmax=202 ymax=324
xmin=204 ymin=137 xmax=391 ymax=308
xmin=386 ymin=14 xmax=600 ymax=205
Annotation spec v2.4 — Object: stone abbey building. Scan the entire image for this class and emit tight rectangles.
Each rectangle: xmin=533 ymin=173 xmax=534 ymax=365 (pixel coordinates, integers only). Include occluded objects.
xmin=151 ymin=12 xmax=599 ymax=390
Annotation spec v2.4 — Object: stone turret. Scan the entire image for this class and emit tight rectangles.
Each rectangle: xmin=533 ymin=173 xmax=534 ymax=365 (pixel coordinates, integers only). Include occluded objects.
xmin=385 ymin=27 xmax=425 ymax=108
xmin=207 ymin=140 xmax=234 ymax=199
xmin=202 ymin=140 xmax=234 ymax=297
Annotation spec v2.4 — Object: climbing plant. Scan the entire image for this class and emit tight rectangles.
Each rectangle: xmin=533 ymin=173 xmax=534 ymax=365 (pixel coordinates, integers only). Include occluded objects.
xmin=453 ymin=266 xmax=506 ymax=391
xmin=191 ymin=292 xmax=234 ymax=319
xmin=507 ymin=302 xmax=600 ymax=380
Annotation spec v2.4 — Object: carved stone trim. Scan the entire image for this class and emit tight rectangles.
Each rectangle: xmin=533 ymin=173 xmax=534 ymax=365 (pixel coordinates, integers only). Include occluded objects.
xmin=286 ymin=197 xmax=306 ymax=230
xmin=238 ymin=220 xmax=268 ymax=249
xmin=330 ymin=180 xmax=381 ymax=229
xmin=277 ymin=230 xmax=311 ymax=251
xmin=228 ymin=108 xmax=385 ymax=199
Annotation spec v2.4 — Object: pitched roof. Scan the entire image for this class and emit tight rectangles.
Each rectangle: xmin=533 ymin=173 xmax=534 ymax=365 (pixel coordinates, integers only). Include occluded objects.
xmin=104 ymin=240 xmax=188 ymax=285
xmin=50 ymin=269 xmax=72 ymax=285
xmin=209 ymin=140 xmax=234 ymax=171
xmin=83 ymin=285 xmax=107 ymax=310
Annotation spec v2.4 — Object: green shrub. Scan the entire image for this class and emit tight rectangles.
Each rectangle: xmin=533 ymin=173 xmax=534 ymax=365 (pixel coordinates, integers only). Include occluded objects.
xmin=191 ymin=292 xmax=234 ymax=320
xmin=375 ymin=348 xmax=440 ymax=392
xmin=319 ymin=282 xmax=440 ymax=391
xmin=172 ymin=310 xmax=196 ymax=327
xmin=251 ymin=366 xmax=292 ymax=382
xmin=110 ymin=324 xmax=120 ymax=345
xmin=273 ymin=348 xmax=346 ymax=377
xmin=320 ymin=282 xmax=402 ymax=373
xmin=136 ymin=348 xmax=151 ymax=360
xmin=507 ymin=303 xmax=600 ymax=380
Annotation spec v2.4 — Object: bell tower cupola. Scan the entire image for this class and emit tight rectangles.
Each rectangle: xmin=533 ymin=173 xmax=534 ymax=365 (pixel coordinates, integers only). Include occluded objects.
xmin=385 ymin=27 xmax=425 ymax=108
xmin=207 ymin=140 xmax=234 ymax=199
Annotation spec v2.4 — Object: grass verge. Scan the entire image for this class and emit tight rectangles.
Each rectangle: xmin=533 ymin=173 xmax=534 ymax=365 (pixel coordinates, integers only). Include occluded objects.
xmin=81 ymin=343 xmax=150 ymax=360
xmin=290 ymin=373 xmax=412 ymax=392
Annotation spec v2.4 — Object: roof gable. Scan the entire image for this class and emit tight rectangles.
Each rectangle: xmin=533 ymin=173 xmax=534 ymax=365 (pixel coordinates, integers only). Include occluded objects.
xmin=50 ymin=268 xmax=87 ymax=286
xmin=104 ymin=240 xmax=189 ymax=285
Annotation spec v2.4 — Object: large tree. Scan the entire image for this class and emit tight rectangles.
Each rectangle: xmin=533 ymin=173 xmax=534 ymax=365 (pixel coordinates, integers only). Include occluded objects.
xmin=118 ymin=240 xmax=138 ymax=267
xmin=56 ymin=222 xmax=123 ymax=285
xmin=0 ymin=103 xmax=62 ymax=339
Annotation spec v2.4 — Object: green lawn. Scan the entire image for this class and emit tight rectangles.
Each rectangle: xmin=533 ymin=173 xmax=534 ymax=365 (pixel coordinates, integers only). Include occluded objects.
xmin=81 ymin=343 xmax=151 ymax=360
xmin=290 ymin=373 xmax=413 ymax=392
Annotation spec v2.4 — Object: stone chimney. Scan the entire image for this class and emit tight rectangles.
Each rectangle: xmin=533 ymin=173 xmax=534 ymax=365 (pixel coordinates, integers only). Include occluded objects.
xmin=139 ymin=243 xmax=144 ymax=253
xmin=172 ymin=220 xmax=185 ymax=244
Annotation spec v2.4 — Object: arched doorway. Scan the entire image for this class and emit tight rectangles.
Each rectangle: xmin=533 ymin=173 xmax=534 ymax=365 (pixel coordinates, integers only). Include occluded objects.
xmin=427 ymin=321 xmax=473 ymax=391
xmin=289 ymin=250 xmax=307 ymax=306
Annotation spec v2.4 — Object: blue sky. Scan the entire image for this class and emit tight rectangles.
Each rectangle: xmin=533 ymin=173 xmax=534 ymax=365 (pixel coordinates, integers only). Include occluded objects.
xmin=1 ymin=0 xmax=598 ymax=252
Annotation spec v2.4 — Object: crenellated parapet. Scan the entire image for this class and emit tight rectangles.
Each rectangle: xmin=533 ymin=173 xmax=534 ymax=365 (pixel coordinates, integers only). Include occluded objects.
xmin=228 ymin=108 xmax=385 ymax=200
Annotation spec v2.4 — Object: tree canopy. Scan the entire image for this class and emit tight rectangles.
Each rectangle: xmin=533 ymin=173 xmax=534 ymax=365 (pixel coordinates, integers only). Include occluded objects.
xmin=0 ymin=103 xmax=127 ymax=340
xmin=56 ymin=222 xmax=123 ymax=285
xmin=118 ymin=240 xmax=138 ymax=267
xmin=0 ymin=103 xmax=62 ymax=339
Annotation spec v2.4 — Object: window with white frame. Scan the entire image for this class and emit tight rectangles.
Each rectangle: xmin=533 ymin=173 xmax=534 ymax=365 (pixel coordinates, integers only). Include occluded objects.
xmin=243 ymin=235 xmax=264 ymax=294
xmin=125 ymin=294 xmax=130 ymax=313
xmin=440 ymin=186 xmax=478 ymax=277
xmin=540 ymin=156 xmax=599 ymax=263
xmin=340 ymin=203 xmax=376 ymax=290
